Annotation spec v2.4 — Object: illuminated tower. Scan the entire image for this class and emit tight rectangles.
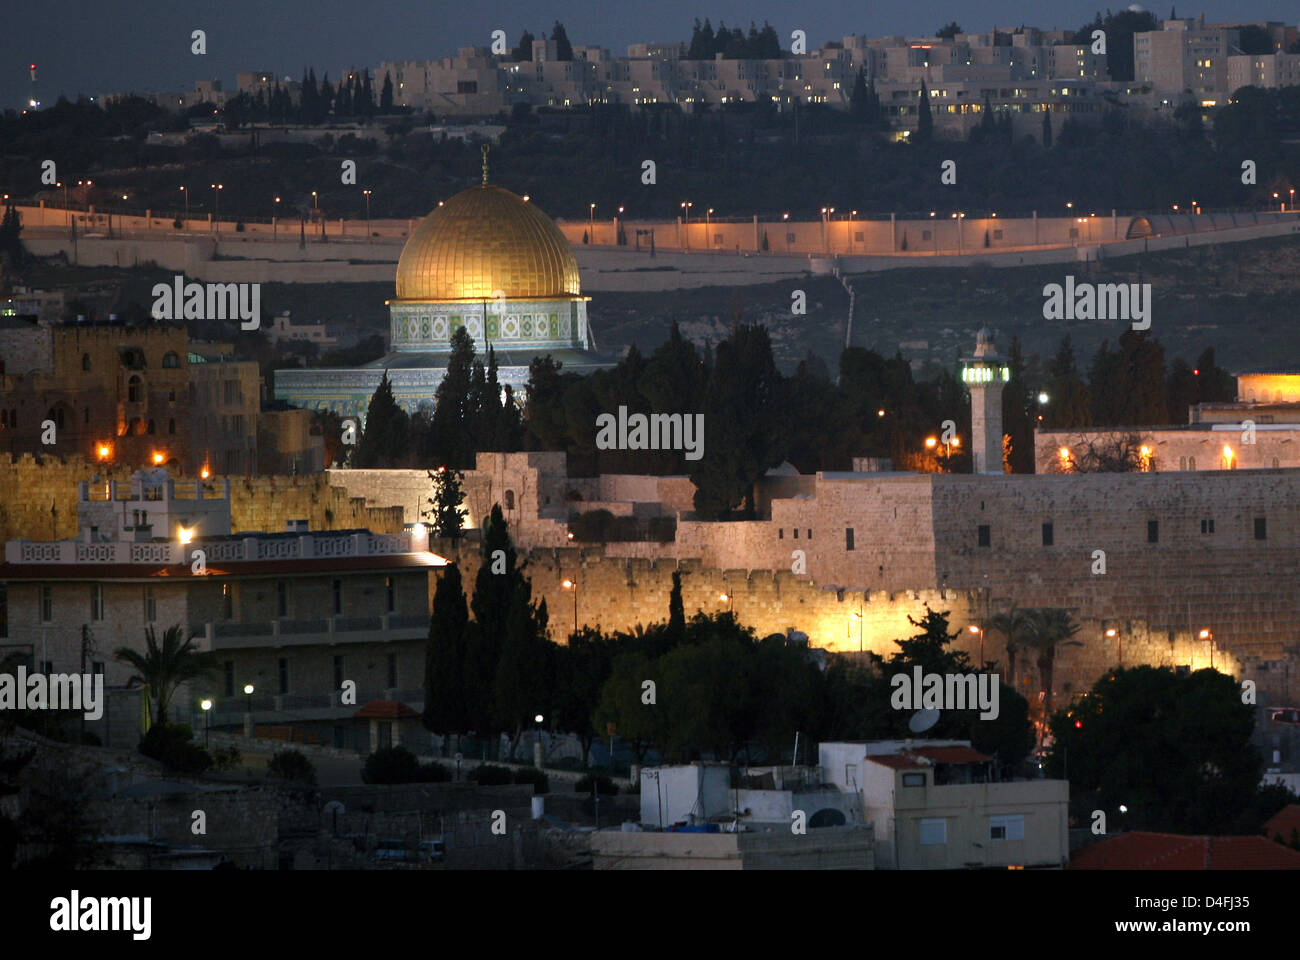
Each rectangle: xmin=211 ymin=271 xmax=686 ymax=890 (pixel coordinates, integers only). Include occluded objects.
xmin=959 ymin=328 xmax=1010 ymax=474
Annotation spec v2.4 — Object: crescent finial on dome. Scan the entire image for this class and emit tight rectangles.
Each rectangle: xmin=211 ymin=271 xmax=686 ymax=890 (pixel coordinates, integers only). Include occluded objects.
xmin=481 ymin=144 xmax=489 ymax=185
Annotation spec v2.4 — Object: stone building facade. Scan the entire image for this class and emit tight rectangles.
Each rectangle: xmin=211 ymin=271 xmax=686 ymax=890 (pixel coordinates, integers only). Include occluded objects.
xmin=0 ymin=321 xmax=192 ymax=467
xmin=0 ymin=470 xmax=440 ymax=747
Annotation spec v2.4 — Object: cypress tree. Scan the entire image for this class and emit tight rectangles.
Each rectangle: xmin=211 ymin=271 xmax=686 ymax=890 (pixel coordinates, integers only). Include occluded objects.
xmin=429 ymin=326 xmax=476 ymax=467
xmin=425 ymin=466 xmax=467 ymax=542
xmin=380 ymin=71 xmax=394 ymax=111
xmin=551 ymin=20 xmax=573 ymax=60
xmin=355 ymin=371 xmax=410 ymax=466
xmin=423 ymin=563 xmax=470 ymax=743
xmin=916 ymin=79 xmax=933 ymax=144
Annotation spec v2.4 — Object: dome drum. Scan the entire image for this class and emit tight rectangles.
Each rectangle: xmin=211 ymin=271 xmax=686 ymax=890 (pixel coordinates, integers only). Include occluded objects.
xmin=388 ymin=297 xmax=589 ymax=353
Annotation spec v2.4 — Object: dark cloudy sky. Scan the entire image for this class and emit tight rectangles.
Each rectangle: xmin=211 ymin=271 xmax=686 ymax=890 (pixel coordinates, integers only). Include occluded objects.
xmin=3 ymin=1 xmax=1294 ymax=109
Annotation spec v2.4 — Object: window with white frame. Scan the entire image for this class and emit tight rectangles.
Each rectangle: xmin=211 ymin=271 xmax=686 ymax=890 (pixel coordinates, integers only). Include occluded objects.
xmin=919 ymin=818 xmax=947 ymax=845
xmin=990 ymin=814 xmax=1025 ymax=841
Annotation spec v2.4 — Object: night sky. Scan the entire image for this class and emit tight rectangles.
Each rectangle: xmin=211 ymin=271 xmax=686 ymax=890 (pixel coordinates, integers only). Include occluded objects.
xmin=3 ymin=1 xmax=1295 ymax=110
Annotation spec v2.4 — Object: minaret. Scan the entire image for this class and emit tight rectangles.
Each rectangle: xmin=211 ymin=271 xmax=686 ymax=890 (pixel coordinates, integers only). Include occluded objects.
xmin=959 ymin=328 xmax=1010 ymax=474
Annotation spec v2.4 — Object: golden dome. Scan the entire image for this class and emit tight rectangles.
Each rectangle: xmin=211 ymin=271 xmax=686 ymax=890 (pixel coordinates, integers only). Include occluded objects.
xmin=394 ymin=185 xmax=581 ymax=301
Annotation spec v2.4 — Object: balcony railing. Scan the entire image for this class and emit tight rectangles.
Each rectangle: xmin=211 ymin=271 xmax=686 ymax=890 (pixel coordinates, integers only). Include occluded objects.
xmin=191 ymin=612 xmax=429 ymax=649
xmin=6 ymin=529 xmax=430 ymax=565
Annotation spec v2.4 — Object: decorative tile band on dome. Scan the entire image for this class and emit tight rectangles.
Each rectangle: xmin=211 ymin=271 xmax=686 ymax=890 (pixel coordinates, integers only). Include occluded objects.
xmin=394 ymin=185 xmax=581 ymax=302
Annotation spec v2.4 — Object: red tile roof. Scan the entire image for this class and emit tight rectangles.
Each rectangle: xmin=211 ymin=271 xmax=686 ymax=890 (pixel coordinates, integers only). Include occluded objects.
xmin=353 ymin=700 xmax=420 ymax=720
xmin=1070 ymin=831 xmax=1300 ymax=869
xmin=1263 ymin=804 xmax=1300 ymax=844
xmin=866 ymin=745 xmax=992 ymax=770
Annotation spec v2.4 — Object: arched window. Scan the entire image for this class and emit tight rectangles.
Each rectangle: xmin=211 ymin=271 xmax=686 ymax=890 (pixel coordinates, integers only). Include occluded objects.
xmin=504 ymin=489 xmax=515 ymax=510
xmin=147 ymin=419 xmax=156 ymax=435
xmin=1272 ymin=457 xmax=1280 ymax=468
xmin=162 ymin=351 xmax=180 ymax=368
xmin=126 ymin=417 xmax=142 ymax=436
xmin=1188 ymin=456 xmax=1196 ymax=470
xmin=1179 ymin=456 xmax=1187 ymax=470
xmin=128 ymin=375 xmax=143 ymax=403
xmin=81 ymin=353 xmax=91 ymax=371
xmin=168 ymin=418 xmax=176 ymax=435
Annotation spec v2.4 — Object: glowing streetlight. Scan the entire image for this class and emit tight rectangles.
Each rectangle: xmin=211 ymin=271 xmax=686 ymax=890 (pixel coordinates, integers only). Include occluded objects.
xmin=179 ymin=185 xmax=189 ymax=223
xmin=561 ymin=578 xmax=578 ymax=634
xmin=200 ymin=698 xmax=213 ymax=748
xmin=877 ymin=409 xmax=886 ymax=417
xmin=969 ymin=623 xmax=985 ymax=663
xmin=719 ymin=592 xmax=733 ymax=613
xmin=210 ymin=183 xmax=223 ymax=234
xmin=925 ymin=436 xmax=938 ymax=449
xmin=363 ymin=188 xmax=372 ymax=236
xmin=152 ymin=451 xmax=165 ymax=465
xmin=178 ymin=527 xmax=194 ymax=544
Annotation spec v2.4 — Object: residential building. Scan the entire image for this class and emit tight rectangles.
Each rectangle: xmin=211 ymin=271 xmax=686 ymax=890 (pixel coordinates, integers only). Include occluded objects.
xmin=820 ymin=740 xmax=1070 ymax=868
xmin=0 ymin=469 xmax=443 ymax=748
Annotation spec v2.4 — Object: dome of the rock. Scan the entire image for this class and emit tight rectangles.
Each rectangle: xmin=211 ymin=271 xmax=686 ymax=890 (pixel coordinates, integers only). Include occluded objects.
xmin=394 ymin=185 xmax=581 ymax=302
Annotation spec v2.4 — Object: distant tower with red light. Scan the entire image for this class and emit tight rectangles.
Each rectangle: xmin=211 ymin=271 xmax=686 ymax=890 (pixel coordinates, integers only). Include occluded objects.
xmin=28 ymin=63 xmax=40 ymax=109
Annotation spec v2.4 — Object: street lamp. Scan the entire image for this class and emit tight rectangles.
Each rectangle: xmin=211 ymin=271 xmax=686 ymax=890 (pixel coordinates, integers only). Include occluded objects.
xmin=273 ymin=196 xmax=281 ymax=238
xmin=589 ymin=202 xmax=596 ymax=237
xmin=1106 ymin=627 xmax=1120 ymax=665
xmin=179 ymin=185 xmax=188 ymax=225
xmin=200 ymin=698 xmax=213 ymax=748
xmin=210 ymin=183 xmax=223 ymax=234
xmin=969 ymin=623 xmax=984 ymax=664
xmin=719 ymin=592 xmax=733 ymax=614
xmin=363 ymin=189 xmax=372 ymax=237
xmin=1199 ymin=628 xmax=1214 ymax=668
xmin=243 ymin=683 xmax=255 ymax=739
xmin=562 ymin=578 xmax=578 ymax=635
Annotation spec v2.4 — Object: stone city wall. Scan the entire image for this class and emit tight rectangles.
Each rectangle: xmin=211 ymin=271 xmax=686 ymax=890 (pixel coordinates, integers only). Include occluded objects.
xmin=0 ymin=455 xmax=402 ymax=543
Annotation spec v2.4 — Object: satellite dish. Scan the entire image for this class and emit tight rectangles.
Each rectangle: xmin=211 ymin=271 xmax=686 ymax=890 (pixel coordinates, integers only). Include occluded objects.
xmin=909 ymin=709 xmax=941 ymax=733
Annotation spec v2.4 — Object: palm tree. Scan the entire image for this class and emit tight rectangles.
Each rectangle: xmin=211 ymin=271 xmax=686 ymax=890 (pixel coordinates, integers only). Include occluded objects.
xmin=1022 ymin=608 xmax=1083 ymax=721
xmin=988 ymin=605 xmax=1031 ymax=686
xmin=115 ymin=625 xmax=217 ymax=728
